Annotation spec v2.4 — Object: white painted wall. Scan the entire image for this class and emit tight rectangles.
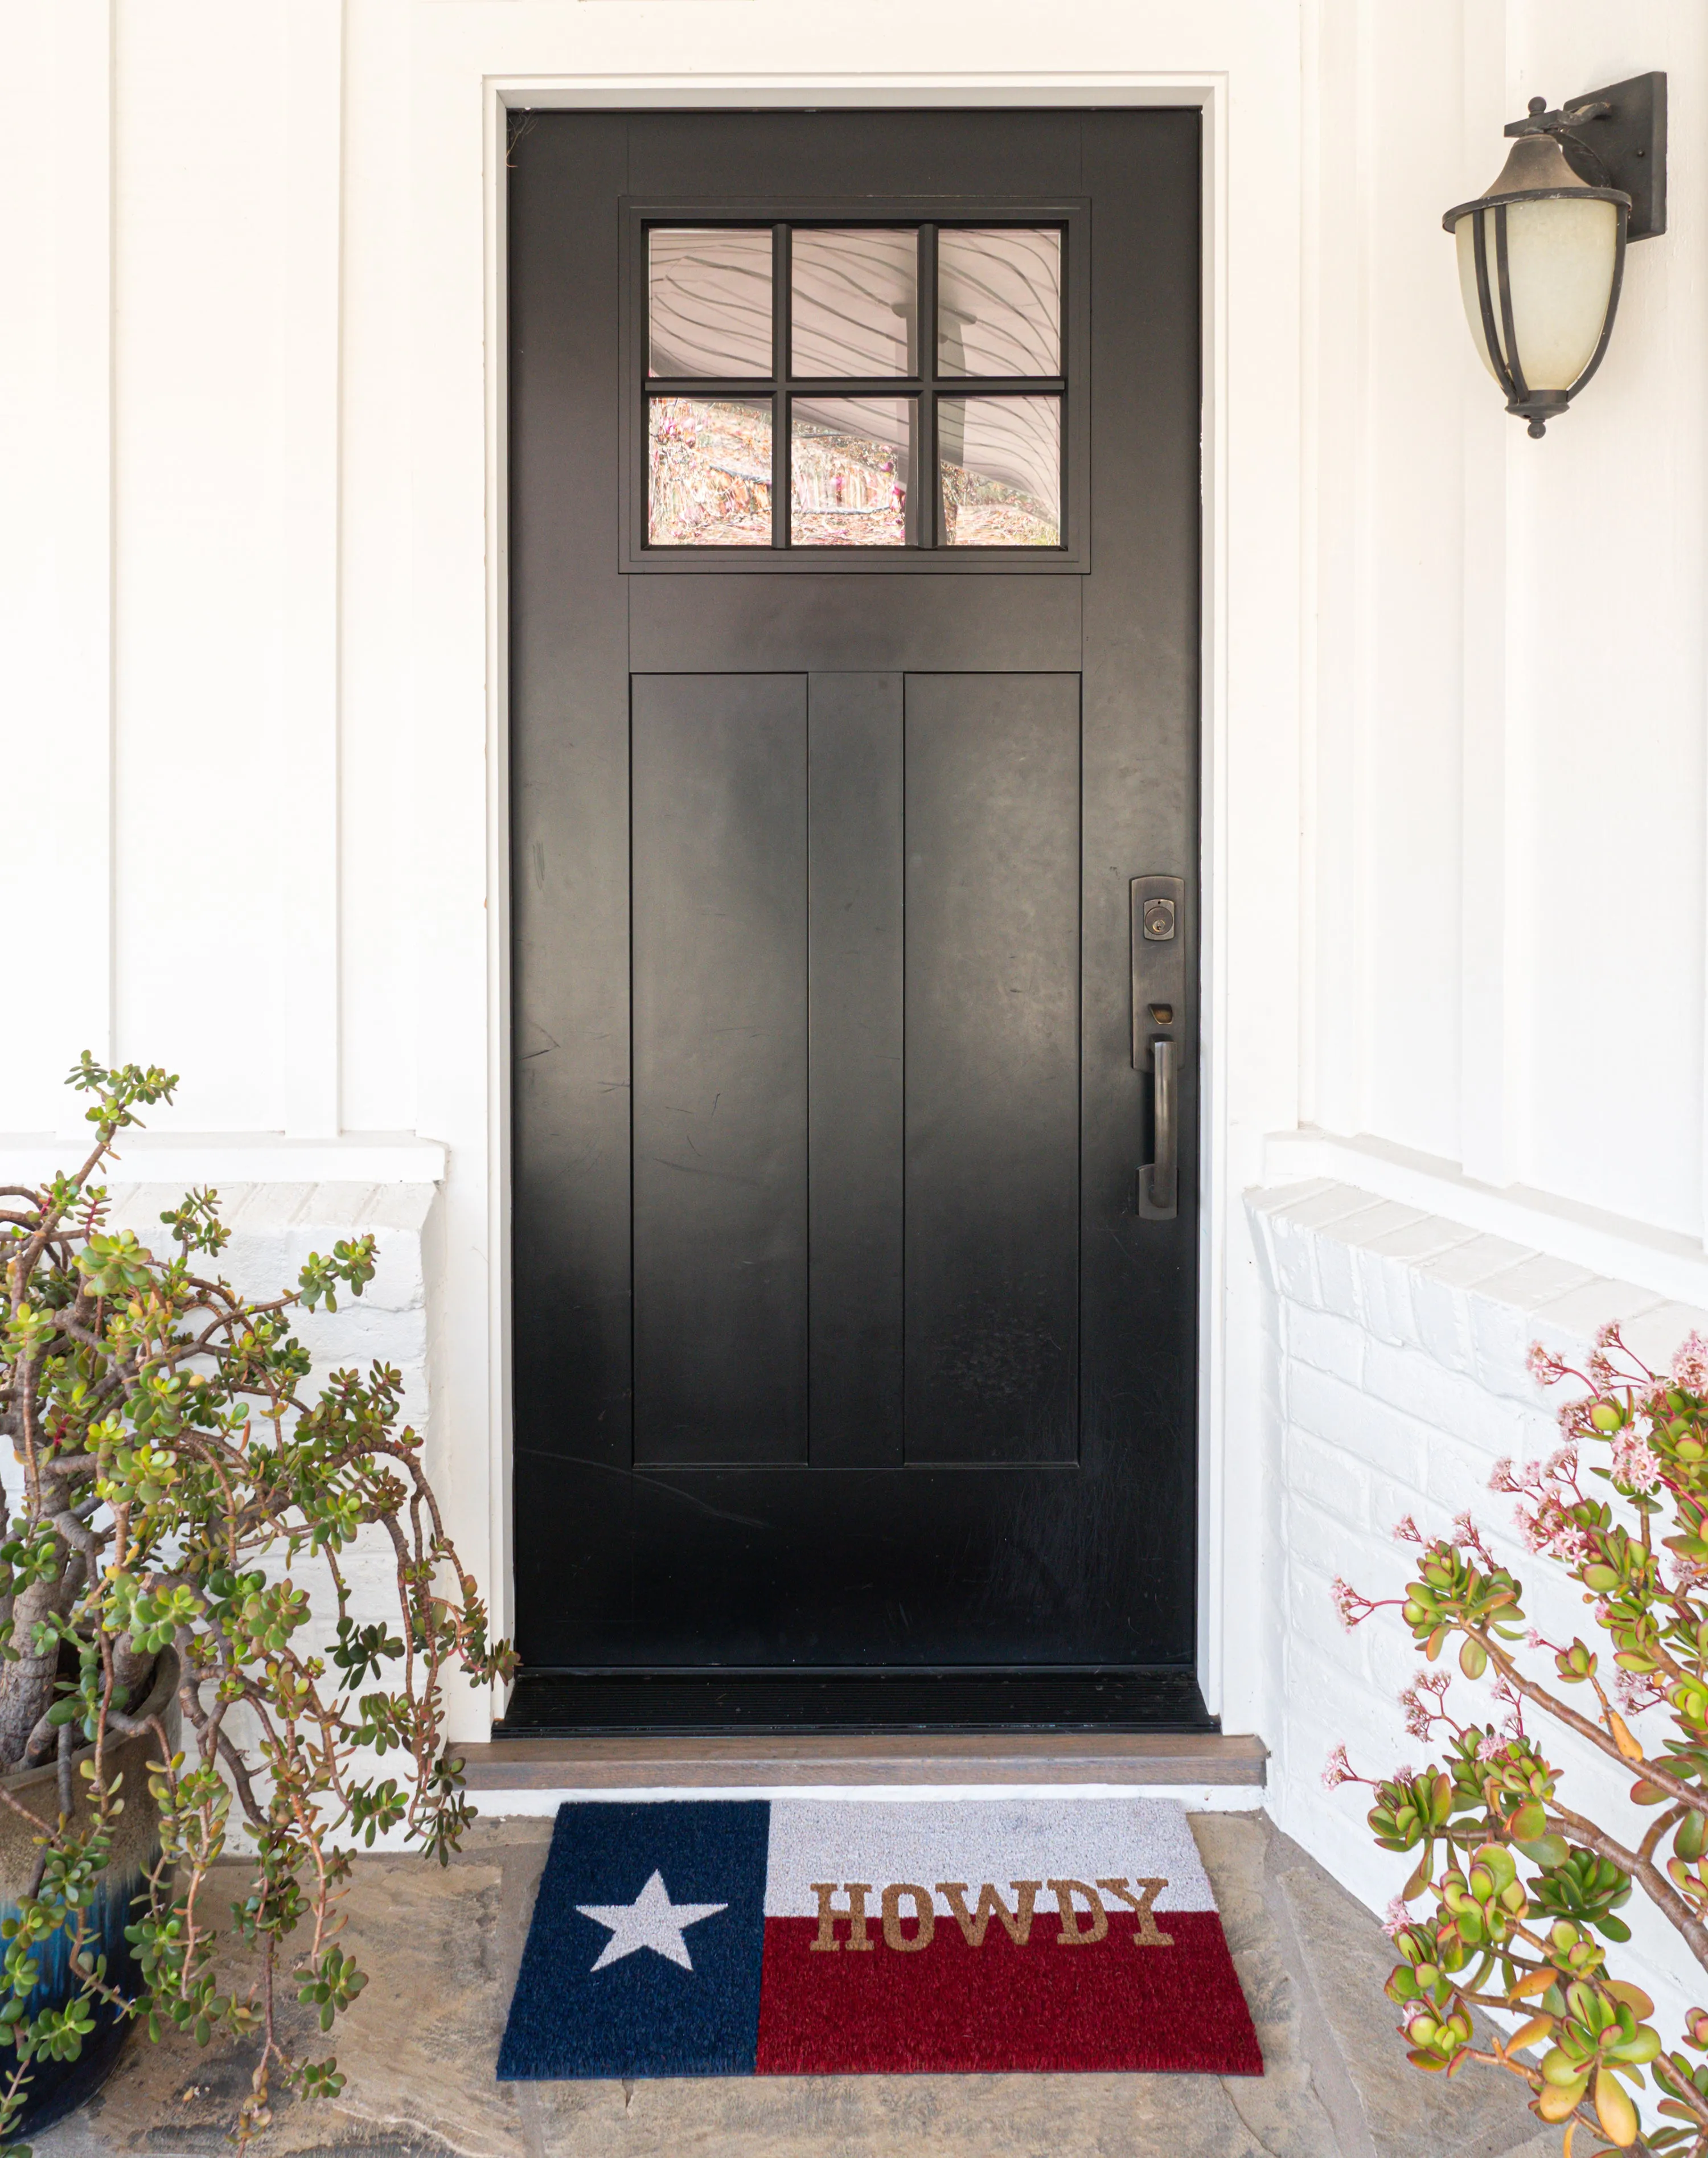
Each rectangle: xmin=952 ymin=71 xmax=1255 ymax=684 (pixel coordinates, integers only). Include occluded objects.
xmin=2 ymin=0 xmax=1704 ymax=1853
xmin=1303 ymin=0 xmax=1708 ymax=1231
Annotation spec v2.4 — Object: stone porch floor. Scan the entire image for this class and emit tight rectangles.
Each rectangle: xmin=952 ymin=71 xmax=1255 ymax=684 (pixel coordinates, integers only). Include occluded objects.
xmin=39 ymin=1812 xmax=1559 ymax=2158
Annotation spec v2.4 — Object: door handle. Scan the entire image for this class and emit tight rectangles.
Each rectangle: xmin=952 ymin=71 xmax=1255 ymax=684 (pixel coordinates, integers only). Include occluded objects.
xmin=1141 ymin=1038 xmax=1177 ymax=1220
xmin=1131 ymin=875 xmax=1185 ymax=1223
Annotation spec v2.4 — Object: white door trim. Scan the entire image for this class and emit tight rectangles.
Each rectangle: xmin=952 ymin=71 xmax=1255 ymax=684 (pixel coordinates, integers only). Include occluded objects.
xmin=444 ymin=44 xmax=1296 ymax=1741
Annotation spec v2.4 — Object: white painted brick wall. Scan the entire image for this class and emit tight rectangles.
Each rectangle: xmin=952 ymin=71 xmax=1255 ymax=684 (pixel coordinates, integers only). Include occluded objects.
xmin=1249 ymin=1177 xmax=1708 ymax=2034
xmin=114 ymin=1181 xmax=441 ymax=1629
xmin=0 ymin=1174 xmax=454 ymax=1838
xmin=2 ymin=1184 xmax=447 ymax=1808
xmin=104 ymin=1183 xmax=472 ymax=1842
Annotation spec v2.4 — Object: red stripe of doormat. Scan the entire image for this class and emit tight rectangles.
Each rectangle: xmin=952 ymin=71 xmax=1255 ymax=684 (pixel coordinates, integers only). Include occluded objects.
xmin=753 ymin=1910 xmax=1263 ymax=2075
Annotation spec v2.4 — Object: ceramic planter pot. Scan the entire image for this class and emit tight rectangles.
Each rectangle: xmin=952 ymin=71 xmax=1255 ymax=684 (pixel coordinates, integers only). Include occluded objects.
xmin=0 ymin=1651 xmax=180 ymax=2139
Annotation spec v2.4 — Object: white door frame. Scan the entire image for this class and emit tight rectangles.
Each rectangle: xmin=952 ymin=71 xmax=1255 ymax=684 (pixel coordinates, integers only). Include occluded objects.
xmin=408 ymin=29 xmax=1301 ymax=1741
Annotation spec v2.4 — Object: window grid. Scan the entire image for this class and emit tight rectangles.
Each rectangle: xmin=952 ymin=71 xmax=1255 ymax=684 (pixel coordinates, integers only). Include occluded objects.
xmin=642 ymin=220 xmax=1067 ymax=553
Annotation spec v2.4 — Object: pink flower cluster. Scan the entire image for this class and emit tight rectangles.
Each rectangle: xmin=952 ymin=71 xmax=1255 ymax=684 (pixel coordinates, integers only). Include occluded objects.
xmin=1321 ymin=1745 xmax=1354 ymax=1791
xmin=1399 ymin=1671 xmax=1452 ymax=1741
xmin=1490 ymin=1447 xmax=1578 ymax=1498
xmin=1609 ymin=1426 xmax=1664 ymax=1495
xmin=1331 ymin=1578 xmax=1374 ymax=1632
xmin=1613 ymin=1668 xmax=1662 ymax=1717
xmin=1490 ymin=1448 xmax=1599 ymax=1564
xmin=1676 ymin=1331 xmax=1708 ymax=1395
xmin=1518 ymin=1498 xmax=1595 ymax=1565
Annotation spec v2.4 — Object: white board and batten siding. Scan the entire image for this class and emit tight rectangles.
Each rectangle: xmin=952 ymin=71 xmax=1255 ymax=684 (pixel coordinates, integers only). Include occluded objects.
xmin=3 ymin=0 xmax=1707 ymax=1957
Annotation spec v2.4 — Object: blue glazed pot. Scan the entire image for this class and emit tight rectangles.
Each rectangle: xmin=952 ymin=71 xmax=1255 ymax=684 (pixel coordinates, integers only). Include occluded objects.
xmin=0 ymin=1652 xmax=180 ymax=2140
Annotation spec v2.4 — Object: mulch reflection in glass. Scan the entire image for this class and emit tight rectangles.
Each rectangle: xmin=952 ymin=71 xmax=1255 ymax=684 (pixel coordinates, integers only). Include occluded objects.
xmin=790 ymin=399 xmax=909 ymax=547
xmin=648 ymin=397 xmax=773 ymax=546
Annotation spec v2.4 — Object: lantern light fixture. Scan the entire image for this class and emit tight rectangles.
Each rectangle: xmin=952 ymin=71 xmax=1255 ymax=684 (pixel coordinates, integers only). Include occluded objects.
xmin=1443 ymin=72 xmax=1667 ymax=437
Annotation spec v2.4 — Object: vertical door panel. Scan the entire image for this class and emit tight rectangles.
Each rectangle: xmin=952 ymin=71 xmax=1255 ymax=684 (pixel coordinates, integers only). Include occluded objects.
xmin=807 ymin=675 xmax=906 ymax=1466
xmin=902 ymin=674 xmax=1081 ymax=1463
xmin=510 ymin=115 xmax=634 ymax=1480
xmin=631 ymin=675 xmax=810 ymax=1464
xmin=1074 ymin=111 xmax=1202 ymax=1642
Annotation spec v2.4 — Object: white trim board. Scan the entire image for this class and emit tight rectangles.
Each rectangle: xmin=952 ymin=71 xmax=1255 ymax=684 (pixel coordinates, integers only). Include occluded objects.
xmin=465 ymin=1784 xmax=1266 ymax=1815
xmin=0 ymin=1134 xmax=447 ymax=1186
xmin=474 ymin=68 xmax=1249 ymax=1738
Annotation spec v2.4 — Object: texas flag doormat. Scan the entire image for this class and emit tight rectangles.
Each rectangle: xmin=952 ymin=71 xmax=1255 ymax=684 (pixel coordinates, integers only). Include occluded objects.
xmin=496 ymin=1797 xmax=1262 ymax=2078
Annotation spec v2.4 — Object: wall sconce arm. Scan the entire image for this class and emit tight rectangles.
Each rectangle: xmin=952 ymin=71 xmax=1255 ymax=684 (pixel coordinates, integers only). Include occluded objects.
xmin=1502 ymin=72 xmax=1667 ymax=239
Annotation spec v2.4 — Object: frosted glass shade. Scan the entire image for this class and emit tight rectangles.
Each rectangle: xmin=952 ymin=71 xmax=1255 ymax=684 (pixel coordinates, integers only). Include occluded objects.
xmin=1454 ymin=193 xmax=1620 ymax=390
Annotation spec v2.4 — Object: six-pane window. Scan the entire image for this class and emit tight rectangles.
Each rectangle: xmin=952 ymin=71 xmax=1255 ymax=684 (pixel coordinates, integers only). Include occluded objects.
xmin=644 ymin=224 xmax=1065 ymax=552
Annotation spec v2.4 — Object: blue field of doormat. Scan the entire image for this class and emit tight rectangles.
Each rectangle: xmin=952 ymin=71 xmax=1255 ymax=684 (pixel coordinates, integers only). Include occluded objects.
xmin=496 ymin=1795 xmax=1262 ymax=2079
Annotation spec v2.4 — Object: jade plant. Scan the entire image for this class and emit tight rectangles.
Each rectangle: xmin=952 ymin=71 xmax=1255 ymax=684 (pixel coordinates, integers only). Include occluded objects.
xmin=1326 ymin=1322 xmax=1708 ymax=2153
xmin=0 ymin=1058 xmax=514 ymax=2150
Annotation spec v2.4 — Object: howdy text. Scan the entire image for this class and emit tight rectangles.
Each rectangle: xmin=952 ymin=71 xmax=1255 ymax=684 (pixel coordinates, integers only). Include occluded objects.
xmin=805 ymin=1877 xmax=1174 ymax=1951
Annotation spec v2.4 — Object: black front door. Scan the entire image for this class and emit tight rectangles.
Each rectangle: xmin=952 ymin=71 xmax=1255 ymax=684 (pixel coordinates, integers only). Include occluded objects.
xmin=507 ymin=109 xmax=1202 ymax=1728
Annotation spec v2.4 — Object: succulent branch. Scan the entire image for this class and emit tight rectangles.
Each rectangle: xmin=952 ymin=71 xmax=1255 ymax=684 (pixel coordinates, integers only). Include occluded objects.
xmin=1328 ymin=1324 xmax=1708 ymax=2152
xmin=0 ymin=1057 xmax=516 ymax=2151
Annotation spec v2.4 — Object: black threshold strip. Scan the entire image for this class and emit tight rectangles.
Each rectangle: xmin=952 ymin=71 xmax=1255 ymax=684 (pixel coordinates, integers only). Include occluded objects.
xmin=495 ymin=1668 xmax=1217 ymax=1737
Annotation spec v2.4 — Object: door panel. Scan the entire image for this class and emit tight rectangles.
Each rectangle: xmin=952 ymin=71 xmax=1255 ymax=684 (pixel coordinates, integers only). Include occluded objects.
xmin=806 ymin=674 xmax=906 ymax=1470
xmin=508 ymin=109 xmax=1202 ymax=1712
xmin=902 ymin=674 xmax=1081 ymax=1464
xmin=629 ymin=572 xmax=1083 ymax=672
xmin=631 ymin=674 xmax=809 ymax=1466
xmin=509 ymin=114 xmax=633 ymax=1491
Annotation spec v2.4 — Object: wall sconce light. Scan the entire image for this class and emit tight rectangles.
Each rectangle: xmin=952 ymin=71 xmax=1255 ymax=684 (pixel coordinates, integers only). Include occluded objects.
xmin=1443 ymin=72 xmax=1666 ymax=437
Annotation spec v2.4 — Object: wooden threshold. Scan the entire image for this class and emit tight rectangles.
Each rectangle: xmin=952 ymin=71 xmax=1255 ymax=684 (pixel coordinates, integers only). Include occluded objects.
xmin=458 ymin=1730 xmax=1266 ymax=1791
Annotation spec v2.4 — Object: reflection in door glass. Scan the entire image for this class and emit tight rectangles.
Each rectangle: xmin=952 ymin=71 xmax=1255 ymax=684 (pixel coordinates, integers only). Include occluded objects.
xmin=937 ymin=229 xmax=1062 ymax=378
xmin=938 ymin=396 xmax=1061 ymax=546
xmin=648 ymin=229 xmax=774 ymax=378
xmin=791 ymin=398 xmax=911 ymax=546
xmin=790 ymin=229 xmax=918 ymax=379
xmin=648 ymin=398 xmax=773 ymax=546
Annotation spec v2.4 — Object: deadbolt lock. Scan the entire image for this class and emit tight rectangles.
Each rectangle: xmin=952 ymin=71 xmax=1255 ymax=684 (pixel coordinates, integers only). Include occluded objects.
xmin=1141 ymin=897 xmax=1177 ymax=941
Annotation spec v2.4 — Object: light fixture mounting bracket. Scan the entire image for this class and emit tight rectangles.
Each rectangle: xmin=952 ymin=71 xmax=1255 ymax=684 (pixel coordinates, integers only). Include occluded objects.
xmin=1505 ymin=71 xmax=1667 ymax=240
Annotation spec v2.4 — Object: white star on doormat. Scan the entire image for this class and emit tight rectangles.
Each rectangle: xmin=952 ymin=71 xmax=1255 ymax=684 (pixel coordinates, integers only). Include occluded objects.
xmin=576 ymin=1869 xmax=729 ymax=1972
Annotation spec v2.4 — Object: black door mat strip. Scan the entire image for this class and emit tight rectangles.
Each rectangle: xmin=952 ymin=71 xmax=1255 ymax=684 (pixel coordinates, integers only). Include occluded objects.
xmin=496 ymin=1668 xmax=1216 ymax=1737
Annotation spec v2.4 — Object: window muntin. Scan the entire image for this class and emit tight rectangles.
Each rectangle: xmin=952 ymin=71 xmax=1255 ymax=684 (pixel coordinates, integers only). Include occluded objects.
xmin=643 ymin=221 xmax=1068 ymax=553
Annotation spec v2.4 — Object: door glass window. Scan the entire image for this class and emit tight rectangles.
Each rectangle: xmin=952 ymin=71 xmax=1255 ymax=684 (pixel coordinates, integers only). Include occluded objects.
xmin=937 ymin=228 xmax=1062 ymax=377
xmin=791 ymin=397 xmax=912 ymax=546
xmin=641 ymin=218 xmax=1068 ymax=553
xmin=791 ymin=229 xmax=918 ymax=378
xmin=938 ymin=395 xmax=1061 ymax=547
xmin=648 ymin=229 xmax=774 ymax=378
xmin=647 ymin=397 xmax=774 ymax=546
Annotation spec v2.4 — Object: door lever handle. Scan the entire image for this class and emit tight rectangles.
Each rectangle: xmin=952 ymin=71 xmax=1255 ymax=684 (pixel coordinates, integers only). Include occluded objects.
xmin=1132 ymin=874 xmax=1184 ymax=1223
xmin=1140 ymin=1037 xmax=1177 ymax=1220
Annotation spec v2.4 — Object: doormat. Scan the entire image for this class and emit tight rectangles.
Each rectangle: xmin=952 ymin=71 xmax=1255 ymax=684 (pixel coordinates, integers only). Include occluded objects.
xmin=496 ymin=1797 xmax=1263 ymax=2078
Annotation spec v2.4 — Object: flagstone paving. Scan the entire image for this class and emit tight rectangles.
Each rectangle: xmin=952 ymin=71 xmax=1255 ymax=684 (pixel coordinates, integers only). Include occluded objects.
xmin=38 ymin=1811 xmax=1558 ymax=2158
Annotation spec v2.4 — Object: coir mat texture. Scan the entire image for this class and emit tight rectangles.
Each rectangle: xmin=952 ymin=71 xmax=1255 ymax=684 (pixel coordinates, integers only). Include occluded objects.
xmin=496 ymin=1797 xmax=1263 ymax=2079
